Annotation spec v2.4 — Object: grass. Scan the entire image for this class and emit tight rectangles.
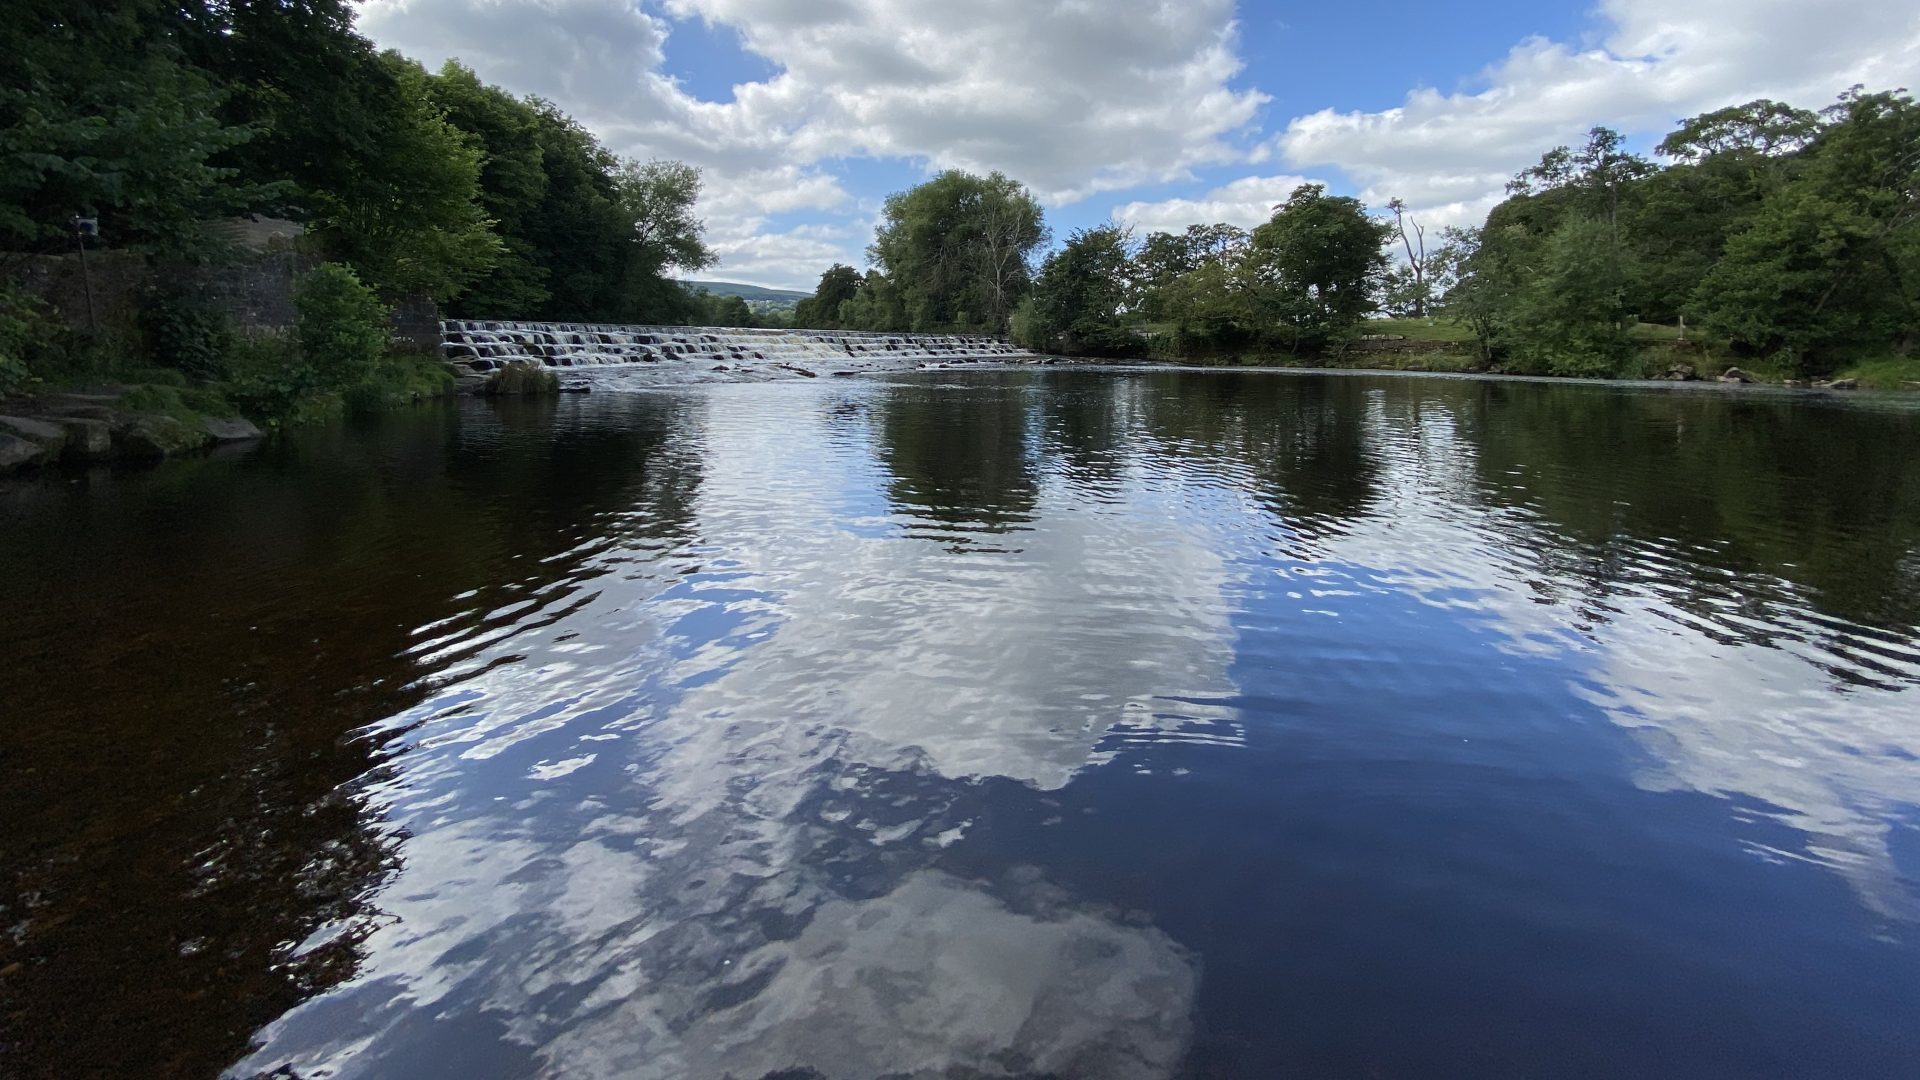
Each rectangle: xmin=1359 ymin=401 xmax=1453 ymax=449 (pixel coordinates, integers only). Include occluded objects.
xmin=1364 ymin=317 xmax=1476 ymax=343
xmin=1834 ymin=356 xmax=1920 ymax=389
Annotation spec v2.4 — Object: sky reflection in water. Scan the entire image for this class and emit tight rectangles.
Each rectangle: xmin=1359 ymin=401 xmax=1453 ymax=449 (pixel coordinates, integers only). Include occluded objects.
xmin=3 ymin=371 xmax=1918 ymax=1079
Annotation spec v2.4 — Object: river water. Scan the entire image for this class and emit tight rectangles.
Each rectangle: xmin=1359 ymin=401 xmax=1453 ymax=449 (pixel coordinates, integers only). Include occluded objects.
xmin=3 ymin=369 xmax=1919 ymax=1079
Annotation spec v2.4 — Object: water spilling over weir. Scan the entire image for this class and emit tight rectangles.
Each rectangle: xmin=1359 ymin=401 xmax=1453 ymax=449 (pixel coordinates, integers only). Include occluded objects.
xmin=440 ymin=320 xmax=1037 ymax=383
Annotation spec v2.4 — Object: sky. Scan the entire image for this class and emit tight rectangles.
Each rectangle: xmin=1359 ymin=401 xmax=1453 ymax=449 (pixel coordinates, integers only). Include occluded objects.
xmin=357 ymin=0 xmax=1920 ymax=291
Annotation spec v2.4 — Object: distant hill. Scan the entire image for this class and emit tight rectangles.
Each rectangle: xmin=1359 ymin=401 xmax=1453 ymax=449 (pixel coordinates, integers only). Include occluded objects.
xmin=683 ymin=280 xmax=811 ymax=305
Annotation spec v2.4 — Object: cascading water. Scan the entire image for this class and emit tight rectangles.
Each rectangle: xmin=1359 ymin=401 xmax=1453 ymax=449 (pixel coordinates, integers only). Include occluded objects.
xmin=440 ymin=320 xmax=1040 ymax=383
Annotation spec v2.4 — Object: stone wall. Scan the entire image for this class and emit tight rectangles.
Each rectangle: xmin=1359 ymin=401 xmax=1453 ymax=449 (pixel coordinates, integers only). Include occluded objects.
xmin=6 ymin=248 xmax=437 ymax=341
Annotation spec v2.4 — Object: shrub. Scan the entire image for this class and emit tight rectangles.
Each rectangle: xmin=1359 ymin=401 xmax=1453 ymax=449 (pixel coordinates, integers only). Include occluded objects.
xmin=485 ymin=360 xmax=558 ymax=395
xmin=0 ymin=286 xmax=47 ymax=396
xmin=295 ymin=263 xmax=390 ymax=393
xmin=138 ymin=282 xmax=235 ymax=380
xmin=347 ymin=348 xmax=456 ymax=410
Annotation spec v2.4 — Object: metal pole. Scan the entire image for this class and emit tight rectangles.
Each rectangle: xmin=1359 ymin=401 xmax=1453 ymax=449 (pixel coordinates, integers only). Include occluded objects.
xmin=75 ymin=230 xmax=97 ymax=336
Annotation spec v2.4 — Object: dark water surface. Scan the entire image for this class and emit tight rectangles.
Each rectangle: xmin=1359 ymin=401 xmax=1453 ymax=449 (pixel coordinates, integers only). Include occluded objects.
xmin=4 ymin=370 xmax=1920 ymax=1079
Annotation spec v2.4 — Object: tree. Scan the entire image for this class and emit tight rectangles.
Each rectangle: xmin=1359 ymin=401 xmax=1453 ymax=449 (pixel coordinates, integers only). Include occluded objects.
xmin=2 ymin=2 xmax=267 ymax=253
xmin=693 ymin=290 xmax=755 ymax=327
xmin=1657 ymin=99 xmax=1821 ymax=162
xmin=1246 ymin=184 xmax=1391 ymax=352
xmin=869 ymin=170 xmax=1048 ymax=333
xmin=1018 ymin=224 xmax=1139 ymax=354
xmin=1690 ymin=88 xmax=1920 ymax=373
xmin=303 ymin=54 xmax=501 ymax=302
xmin=838 ymin=271 xmax=910 ymax=331
xmin=618 ymin=159 xmax=713 ymax=280
xmin=793 ymin=263 xmax=861 ymax=328
xmin=1431 ymin=226 xmax=1506 ymax=360
xmin=1508 ymin=126 xmax=1654 ymax=234
xmin=1506 ymin=216 xmax=1640 ymax=376
xmin=425 ymin=60 xmax=552 ymax=315
xmin=1133 ymin=224 xmax=1247 ymax=320
xmin=1383 ymin=198 xmax=1431 ymax=316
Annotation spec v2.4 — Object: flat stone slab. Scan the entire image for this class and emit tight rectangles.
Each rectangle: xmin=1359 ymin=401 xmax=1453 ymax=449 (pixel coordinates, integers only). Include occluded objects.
xmin=0 ymin=415 xmax=68 ymax=445
xmin=0 ymin=433 xmax=44 ymax=470
xmin=203 ymin=416 xmax=264 ymax=442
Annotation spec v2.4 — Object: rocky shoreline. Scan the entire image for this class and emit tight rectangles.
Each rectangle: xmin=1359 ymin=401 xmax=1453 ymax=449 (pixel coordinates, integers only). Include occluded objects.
xmin=0 ymin=386 xmax=263 ymax=474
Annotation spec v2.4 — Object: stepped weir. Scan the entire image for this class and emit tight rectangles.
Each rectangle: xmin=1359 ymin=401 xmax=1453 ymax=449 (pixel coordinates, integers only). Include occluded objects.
xmin=440 ymin=320 xmax=1036 ymax=382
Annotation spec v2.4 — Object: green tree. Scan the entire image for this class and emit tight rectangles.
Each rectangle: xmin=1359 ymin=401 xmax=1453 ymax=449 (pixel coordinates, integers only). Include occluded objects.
xmin=1690 ymin=89 xmax=1919 ymax=373
xmin=693 ymin=290 xmax=755 ymax=327
xmin=793 ymin=263 xmax=861 ymax=328
xmin=838 ymin=271 xmax=910 ymax=331
xmin=424 ymin=60 xmax=552 ymax=315
xmin=1657 ymin=99 xmax=1822 ymax=162
xmin=294 ymin=262 xmax=388 ymax=392
xmin=1506 ymin=216 xmax=1640 ymax=376
xmin=1246 ymin=184 xmax=1391 ymax=352
xmin=869 ymin=170 xmax=1048 ymax=332
xmin=1019 ymin=224 xmax=1140 ymax=354
xmin=1133 ymin=224 xmax=1247 ymax=321
xmin=1508 ymin=126 xmax=1654 ymax=235
xmin=2 ymin=2 xmax=266 ymax=252
xmin=304 ymin=54 xmax=501 ymax=302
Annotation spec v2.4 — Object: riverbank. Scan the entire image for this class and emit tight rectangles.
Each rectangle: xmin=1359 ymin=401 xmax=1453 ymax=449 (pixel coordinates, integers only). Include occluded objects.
xmin=0 ymin=349 xmax=458 ymax=474
xmin=1147 ymin=318 xmax=1920 ymax=390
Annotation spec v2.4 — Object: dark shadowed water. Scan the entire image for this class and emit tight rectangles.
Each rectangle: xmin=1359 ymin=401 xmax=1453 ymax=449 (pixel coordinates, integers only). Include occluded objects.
xmin=4 ymin=370 xmax=1920 ymax=1079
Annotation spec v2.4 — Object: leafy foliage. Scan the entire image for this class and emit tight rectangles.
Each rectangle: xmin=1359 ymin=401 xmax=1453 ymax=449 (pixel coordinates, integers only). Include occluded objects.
xmin=1246 ymin=184 xmax=1392 ymax=352
xmin=793 ymin=264 xmax=862 ymax=328
xmin=1018 ymin=225 xmax=1141 ymax=355
xmin=869 ymin=171 xmax=1048 ymax=333
xmin=137 ymin=282 xmax=235 ymax=380
xmin=294 ymin=263 xmax=388 ymax=393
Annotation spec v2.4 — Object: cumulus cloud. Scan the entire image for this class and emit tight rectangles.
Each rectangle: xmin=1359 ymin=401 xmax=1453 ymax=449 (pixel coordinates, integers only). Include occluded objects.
xmin=357 ymin=0 xmax=1919 ymax=285
xmin=1276 ymin=0 xmax=1920 ymax=220
xmin=665 ymin=0 xmax=1268 ymax=203
xmin=1111 ymin=174 xmax=1317 ymax=235
xmin=358 ymin=0 xmax=1269 ymax=285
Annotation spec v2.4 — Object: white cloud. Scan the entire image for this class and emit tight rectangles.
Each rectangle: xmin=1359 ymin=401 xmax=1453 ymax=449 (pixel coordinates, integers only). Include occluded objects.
xmin=358 ymin=0 xmax=1920 ymax=286
xmin=358 ymin=0 xmax=1270 ymax=285
xmin=1276 ymin=0 xmax=1920 ymax=221
xmin=1111 ymin=174 xmax=1316 ymax=235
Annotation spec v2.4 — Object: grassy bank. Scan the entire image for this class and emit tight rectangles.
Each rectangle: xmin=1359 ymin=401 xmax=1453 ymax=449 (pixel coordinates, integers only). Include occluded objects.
xmin=1 ymin=264 xmax=467 ymax=472
xmin=1138 ymin=317 xmax=1915 ymax=388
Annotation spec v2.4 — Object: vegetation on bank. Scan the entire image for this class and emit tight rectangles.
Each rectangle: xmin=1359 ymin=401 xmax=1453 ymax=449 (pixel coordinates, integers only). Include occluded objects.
xmin=4 ymin=0 xmax=712 ymax=419
xmin=781 ymin=88 xmax=1917 ymax=386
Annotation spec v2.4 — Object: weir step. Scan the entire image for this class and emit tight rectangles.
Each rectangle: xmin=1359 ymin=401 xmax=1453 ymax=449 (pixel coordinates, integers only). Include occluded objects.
xmin=439 ymin=320 xmax=1032 ymax=373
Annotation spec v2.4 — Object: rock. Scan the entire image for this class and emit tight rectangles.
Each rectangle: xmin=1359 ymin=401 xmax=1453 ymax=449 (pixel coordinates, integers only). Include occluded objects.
xmin=1825 ymin=377 xmax=1859 ymax=390
xmin=1719 ymin=367 xmax=1756 ymax=384
xmin=777 ymin=364 xmax=818 ymax=378
xmin=58 ymin=418 xmax=113 ymax=461
xmin=202 ymin=416 xmax=264 ymax=442
xmin=1784 ymin=378 xmax=1812 ymax=388
xmin=115 ymin=415 xmax=211 ymax=459
xmin=45 ymin=403 xmax=119 ymax=422
xmin=1664 ymin=364 xmax=1697 ymax=381
xmin=832 ymin=370 xmax=859 ymax=377
xmin=0 ymin=433 xmax=44 ymax=471
xmin=0 ymin=415 xmax=69 ymax=450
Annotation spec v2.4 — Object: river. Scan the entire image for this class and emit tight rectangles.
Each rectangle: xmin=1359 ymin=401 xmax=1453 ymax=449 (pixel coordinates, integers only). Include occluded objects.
xmin=3 ymin=369 xmax=1918 ymax=1078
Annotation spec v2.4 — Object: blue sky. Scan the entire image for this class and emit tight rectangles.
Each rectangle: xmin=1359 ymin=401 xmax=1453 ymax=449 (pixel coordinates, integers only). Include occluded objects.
xmin=359 ymin=0 xmax=1917 ymax=289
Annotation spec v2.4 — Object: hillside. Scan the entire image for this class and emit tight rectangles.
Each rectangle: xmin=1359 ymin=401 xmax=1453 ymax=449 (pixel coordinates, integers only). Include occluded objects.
xmin=683 ymin=280 xmax=811 ymax=305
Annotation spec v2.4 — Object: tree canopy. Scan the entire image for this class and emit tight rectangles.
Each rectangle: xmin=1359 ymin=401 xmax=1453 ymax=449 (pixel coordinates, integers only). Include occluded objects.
xmin=869 ymin=170 xmax=1048 ymax=333
xmin=4 ymin=1 xmax=713 ymax=322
